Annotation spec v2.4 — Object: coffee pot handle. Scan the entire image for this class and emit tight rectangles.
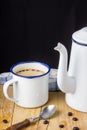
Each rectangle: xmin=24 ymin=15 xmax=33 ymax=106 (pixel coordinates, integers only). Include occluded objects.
xmin=3 ymin=79 xmax=18 ymax=102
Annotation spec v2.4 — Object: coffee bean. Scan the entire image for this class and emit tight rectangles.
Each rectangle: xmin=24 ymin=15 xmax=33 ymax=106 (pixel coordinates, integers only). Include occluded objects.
xmin=73 ymin=126 xmax=80 ymax=130
xmin=68 ymin=112 xmax=73 ymax=116
xmin=43 ymin=120 xmax=49 ymax=124
xmin=32 ymin=69 xmax=35 ymax=71
xmin=59 ymin=124 xmax=64 ymax=128
xmin=72 ymin=117 xmax=78 ymax=121
xmin=2 ymin=119 xmax=8 ymax=123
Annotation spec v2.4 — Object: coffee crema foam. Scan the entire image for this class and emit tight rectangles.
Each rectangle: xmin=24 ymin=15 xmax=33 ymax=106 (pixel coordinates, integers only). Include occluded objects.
xmin=16 ymin=68 xmax=45 ymax=76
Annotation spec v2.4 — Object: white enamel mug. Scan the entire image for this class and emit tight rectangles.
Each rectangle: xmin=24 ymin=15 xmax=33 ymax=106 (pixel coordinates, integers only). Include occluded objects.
xmin=3 ymin=61 xmax=50 ymax=108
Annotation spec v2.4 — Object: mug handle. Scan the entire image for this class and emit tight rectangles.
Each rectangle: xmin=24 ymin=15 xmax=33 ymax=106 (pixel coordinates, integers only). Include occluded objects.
xmin=3 ymin=79 xmax=18 ymax=102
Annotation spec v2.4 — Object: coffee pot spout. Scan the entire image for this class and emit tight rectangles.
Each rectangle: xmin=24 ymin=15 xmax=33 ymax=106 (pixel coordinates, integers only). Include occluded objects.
xmin=54 ymin=43 xmax=75 ymax=93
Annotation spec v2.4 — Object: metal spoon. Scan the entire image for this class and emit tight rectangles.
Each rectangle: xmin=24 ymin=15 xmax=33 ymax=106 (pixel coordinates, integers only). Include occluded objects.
xmin=6 ymin=105 xmax=56 ymax=130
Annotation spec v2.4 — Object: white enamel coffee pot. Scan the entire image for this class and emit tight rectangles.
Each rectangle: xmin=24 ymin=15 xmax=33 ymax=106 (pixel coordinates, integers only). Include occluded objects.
xmin=54 ymin=27 xmax=87 ymax=112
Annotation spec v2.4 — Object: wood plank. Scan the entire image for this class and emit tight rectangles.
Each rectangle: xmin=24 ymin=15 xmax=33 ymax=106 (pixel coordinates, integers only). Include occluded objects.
xmin=0 ymin=85 xmax=14 ymax=130
xmin=12 ymin=103 xmax=41 ymax=130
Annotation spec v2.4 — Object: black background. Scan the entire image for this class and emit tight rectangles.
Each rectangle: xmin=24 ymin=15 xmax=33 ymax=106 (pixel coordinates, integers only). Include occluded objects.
xmin=1 ymin=0 xmax=87 ymax=73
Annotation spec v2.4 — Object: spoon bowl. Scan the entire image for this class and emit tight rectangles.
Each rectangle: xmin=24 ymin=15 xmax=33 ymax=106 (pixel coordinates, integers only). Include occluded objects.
xmin=40 ymin=105 xmax=56 ymax=119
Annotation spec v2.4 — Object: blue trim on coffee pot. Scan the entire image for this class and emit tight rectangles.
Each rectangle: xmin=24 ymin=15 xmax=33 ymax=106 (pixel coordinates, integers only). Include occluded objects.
xmin=72 ymin=38 xmax=87 ymax=46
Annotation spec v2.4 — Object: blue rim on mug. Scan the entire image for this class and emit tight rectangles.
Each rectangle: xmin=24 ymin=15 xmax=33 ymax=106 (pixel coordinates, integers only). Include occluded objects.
xmin=10 ymin=61 xmax=50 ymax=78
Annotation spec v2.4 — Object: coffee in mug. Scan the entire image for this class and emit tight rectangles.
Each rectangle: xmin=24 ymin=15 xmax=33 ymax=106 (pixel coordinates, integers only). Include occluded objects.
xmin=3 ymin=61 xmax=50 ymax=108
xmin=16 ymin=68 xmax=45 ymax=76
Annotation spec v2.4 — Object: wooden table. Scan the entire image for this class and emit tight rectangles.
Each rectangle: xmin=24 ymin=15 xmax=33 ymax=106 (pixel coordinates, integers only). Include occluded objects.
xmin=0 ymin=85 xmax=87 ymax=130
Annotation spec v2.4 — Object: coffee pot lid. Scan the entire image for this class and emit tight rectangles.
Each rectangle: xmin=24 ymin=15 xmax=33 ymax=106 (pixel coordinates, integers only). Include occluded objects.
xmin=72 ymin=27 xmax=87 ymax=45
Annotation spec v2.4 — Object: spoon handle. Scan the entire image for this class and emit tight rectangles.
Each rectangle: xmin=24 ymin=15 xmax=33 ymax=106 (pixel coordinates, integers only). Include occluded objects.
xmin=6 ymin=119 xmax=30 ymax=130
